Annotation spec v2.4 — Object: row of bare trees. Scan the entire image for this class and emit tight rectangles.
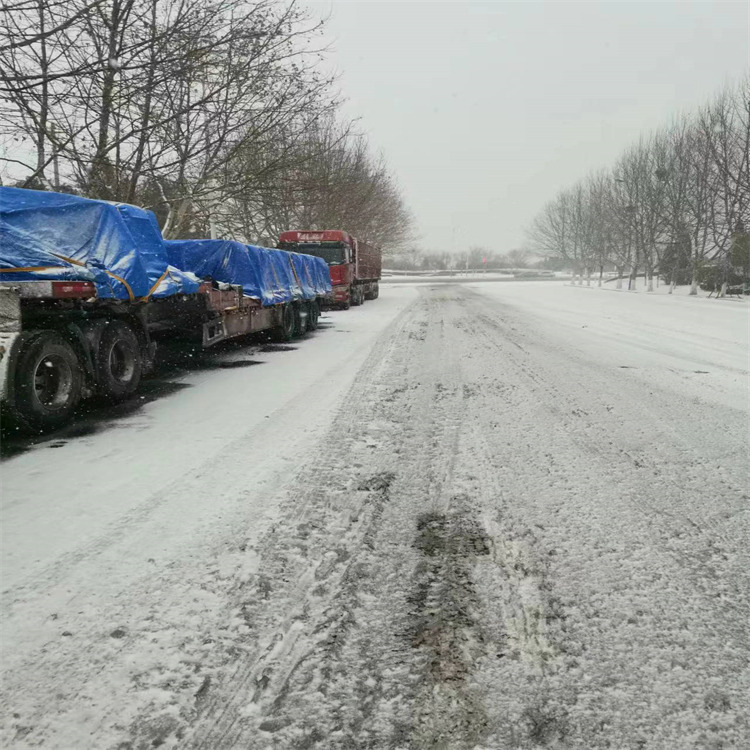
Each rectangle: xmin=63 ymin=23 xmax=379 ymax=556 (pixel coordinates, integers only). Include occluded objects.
xmin=0 ymin=0 xmax=413 ymax=249
xmin=527 ymin=80 xmax=750 ymax=296
xmin=391 ymin=246 xmax=531 ymax=272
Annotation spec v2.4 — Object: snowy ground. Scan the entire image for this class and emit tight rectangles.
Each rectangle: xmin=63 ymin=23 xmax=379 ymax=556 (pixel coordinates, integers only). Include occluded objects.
xmin=1 ymin=281 xmax=748 ymax=749
xmin=381 ymin=272 xmax=558 ymax=284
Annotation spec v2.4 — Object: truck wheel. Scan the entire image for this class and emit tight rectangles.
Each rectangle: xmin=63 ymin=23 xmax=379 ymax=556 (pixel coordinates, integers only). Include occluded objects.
xmin=96 ymin=321 xmax=142 ymax=400
xmin=272 ymin=304 xmax=295 ymax=342
xmin=372 ymin=282 xmax=379 ymax=299
xmin=307 ymin=300 xmax=319 ymax=331
xmin=12 ymin=330 xmax=83 ymax=432
xmin=293 ymin=303 xmax=308 ymax=338
xmin=351 ymin=286 xmax=362 ymax=307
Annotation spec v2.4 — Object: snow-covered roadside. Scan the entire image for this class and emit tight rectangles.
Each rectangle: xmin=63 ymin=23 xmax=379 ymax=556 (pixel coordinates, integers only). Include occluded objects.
xmin=381 ymin=272 xmax=555 ymax=284
xmin=466 ymin=280 xmax=748 ymax=410
xmin=0 ymin=286 xmax=417 ymax=748
xmin=571 ymin=277 xmax=745 ymax=298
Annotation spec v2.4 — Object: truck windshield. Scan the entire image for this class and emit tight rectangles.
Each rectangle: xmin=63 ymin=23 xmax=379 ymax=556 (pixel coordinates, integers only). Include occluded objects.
xmin=296 ymin=243 xmax=347 ymax=266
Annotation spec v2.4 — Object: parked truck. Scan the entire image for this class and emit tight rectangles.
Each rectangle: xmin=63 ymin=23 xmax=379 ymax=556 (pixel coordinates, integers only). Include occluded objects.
xmin=277 ymin=230 xmax=381 ymax=309
xmin=0 ymin=188 xmax=331 ymax=432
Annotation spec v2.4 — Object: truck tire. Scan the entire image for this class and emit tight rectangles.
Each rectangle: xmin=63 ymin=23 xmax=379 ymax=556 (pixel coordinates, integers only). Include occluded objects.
xmin=293 ymin=303 xmax=309 ymax=338
xmin=12 ymin=330 xmax=83 ymax=432
xmin=95 ymin=320 xmax=142 ymax=400
xmin=372 ymin=282 xmax=379 ymax=299
xmin=272 ymin=304 xmax=295 ymax=342
xmin=351 ymin=286 xmax=363 ymax=307
xmin=307 ymin=300 xmax=319 ymax=331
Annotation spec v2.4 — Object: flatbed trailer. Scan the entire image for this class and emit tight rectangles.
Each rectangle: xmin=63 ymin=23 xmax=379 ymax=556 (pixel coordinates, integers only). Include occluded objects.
xmin=0 ymin=188 xmax=330 ymax=432
xmin=0 ymin=276 xmax=319 ymax=432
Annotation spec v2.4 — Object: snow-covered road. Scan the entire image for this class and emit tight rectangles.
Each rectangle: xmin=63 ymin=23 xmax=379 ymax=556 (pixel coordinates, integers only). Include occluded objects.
xmin=2 ymin=282 xmax=748 ymax=749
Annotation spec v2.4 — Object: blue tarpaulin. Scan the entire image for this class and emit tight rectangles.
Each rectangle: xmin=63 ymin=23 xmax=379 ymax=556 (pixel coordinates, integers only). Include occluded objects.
xmin=292 ymin=252 xmax=332 ymax=300
xmin=165 ymin=240 xmax=327 ymax=308
xmin=259 ymin=246 xmax=301 ymax=302
xmin=309 ymin=255 xmax=333 ymax=295
xmin=165 ymin=239 xmax=273 ymax=305
xmin=0 ymin=187 xmax=332 ymax=306
xmin=255 ymin=247 xmax=330 ymax=304
xmin=290 ymin=253 xmax=316 ymax=300
xmin=0 ymin=187 xmax=199 ymax=300
xmin=253 ymin=246 xmax=296 ymax=305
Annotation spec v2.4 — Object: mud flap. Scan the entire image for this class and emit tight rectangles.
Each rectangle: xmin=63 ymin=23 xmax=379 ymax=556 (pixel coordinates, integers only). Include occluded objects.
xmin=203 ymin=318 xmax=227 ymax=347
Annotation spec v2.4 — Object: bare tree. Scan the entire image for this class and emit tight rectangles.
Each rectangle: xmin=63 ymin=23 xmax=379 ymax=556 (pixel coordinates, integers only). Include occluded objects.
xmin=526 ymin=81 xmax=750 ymax=299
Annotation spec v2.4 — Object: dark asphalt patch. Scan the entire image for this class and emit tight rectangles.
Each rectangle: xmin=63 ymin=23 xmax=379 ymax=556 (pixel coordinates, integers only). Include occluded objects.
xmin=406 ymin=506 xmax=490 ymax=747
xmin=259 ymin=344 xmax=297 ymax=353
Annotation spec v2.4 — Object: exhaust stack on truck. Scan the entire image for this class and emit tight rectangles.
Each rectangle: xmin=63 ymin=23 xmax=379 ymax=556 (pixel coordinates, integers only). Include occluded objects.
xmin=277 ymin=230 xmax=381 ymax=309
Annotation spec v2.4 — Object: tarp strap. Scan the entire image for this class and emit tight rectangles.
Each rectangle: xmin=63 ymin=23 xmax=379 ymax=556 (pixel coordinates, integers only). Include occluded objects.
xmin=268 ymin=262 xmax=284 ymax=299
xmin=0 ymin=265 xmax=69 ymax=273
xmin=288 ymin=257 xmax=303 ymax=291
xmin=303 ymin=263 xmax=315 ymax=289
xmin=51 ymin=252 xmax=136 ymax=302
xmin=104 ymin=271 xmax=135 ymax=302
xmin=141 ymin=269 xmax=170 ymax=301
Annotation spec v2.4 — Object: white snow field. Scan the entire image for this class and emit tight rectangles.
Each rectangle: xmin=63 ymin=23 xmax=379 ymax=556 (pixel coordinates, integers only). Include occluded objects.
xmin=1 ymin=281 xmax=748 ymax=749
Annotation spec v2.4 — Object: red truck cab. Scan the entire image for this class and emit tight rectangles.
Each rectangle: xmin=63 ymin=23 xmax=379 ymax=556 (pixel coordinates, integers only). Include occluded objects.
xmin=278 ymin=230 xmax=381 ymax=309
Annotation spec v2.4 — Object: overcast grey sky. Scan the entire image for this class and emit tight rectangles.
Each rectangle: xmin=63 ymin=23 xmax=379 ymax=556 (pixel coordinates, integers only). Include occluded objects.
xmin=304 ymin=0 xmax=749 ymax=253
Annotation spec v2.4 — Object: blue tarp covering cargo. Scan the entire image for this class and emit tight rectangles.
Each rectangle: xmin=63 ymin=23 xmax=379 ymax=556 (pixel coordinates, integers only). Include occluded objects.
xmin=247 ymin=245 xmax=288 ymax=305
xmin=165 ymin=240 xmax=321 ymax=308
xmin=289 ymin=252 xmax=317 ymax=300
xmin=265 ymin=247 xmax=302 ymax=302
xmin=0 ymin=187 xmax=199 ymax=300
xmin=165 ymin=239 xmax=274 ymax=305
xmin=310 ymin=255 xmax=333 ymax=295
xmin=303 ymin=253 xmax=332 ymax=297
xmin=252 ymin=246 xmax=296 ymax=305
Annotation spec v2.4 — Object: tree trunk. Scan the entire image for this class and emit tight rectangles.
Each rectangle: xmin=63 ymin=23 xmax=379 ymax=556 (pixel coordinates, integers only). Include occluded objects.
xmin=647 ymin=269 xmax=654 ymax=292
xmin=164 ymin=195 xmax=193 ymax=239
xmin=598 ymin=264 xmax=603 ymax=288
xmin=50 ymin=123 xmax=60 ymax=190
xmin=689 ymin=237 xmax=700 ymax=295
xmin=90 ymin=0 xmax=123 ymax=198
xmin=616 ymin=267 xmax=623 ymax=290
xmin=689 ymin=268 xmax=698 ymax=295
xmin=35 ymin=0 xmax=49 ymax=186
xmin=126 ymin=0 xmax=160 ymax=203
xmin=718 ymin=281 xmax=727 ymax=298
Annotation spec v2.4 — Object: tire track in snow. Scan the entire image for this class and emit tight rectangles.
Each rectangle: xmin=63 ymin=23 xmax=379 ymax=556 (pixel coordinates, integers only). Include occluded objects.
xmin=466 ymin=294 xmax=748 ymax=621
xmin=184 ymin=289 xmax=482 ymax=748
xmin=451 ymin=288 xmax=749 ymax=748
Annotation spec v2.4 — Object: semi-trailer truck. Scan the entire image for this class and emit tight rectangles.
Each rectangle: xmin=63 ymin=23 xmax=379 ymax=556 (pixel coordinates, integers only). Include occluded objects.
xmin=0 ymin=188 xmax=331 ymax=432
xmin=277 ymin=230 xmax=382 ymax=309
